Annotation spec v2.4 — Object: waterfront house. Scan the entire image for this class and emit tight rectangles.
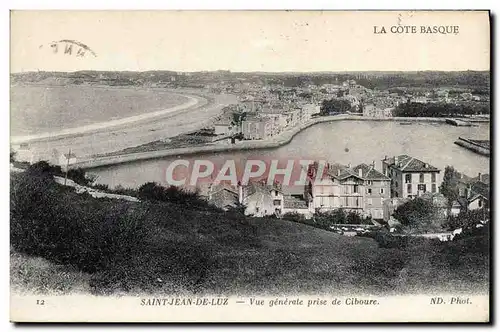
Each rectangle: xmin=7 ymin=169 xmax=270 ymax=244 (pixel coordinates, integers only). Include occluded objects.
xmin=59 ymin=152 xmax=77 ymax=170
xmin=455 ymin=171 xmax=490 ymax=213
xmin=302 ymin=103 xmax=320 ymax=120
xmin=243 ymin=181 xmax=283 ymax=217
xmin=12 ymin=143 xmax=34 ymax=163
xmin=282 ymin=194 xmax=313 ymax=218
xmin=468 ymin=179 xmax=489 ymax=211
xmin=241 ymin=115 xmax=274 ymax=140
xmin=305 ymin=161 xmax=391 ymax=220
xmin=213 ymin=122 xmax=232 ymax=136
xmin=206 ymin=182 xmax=240 ymax=211
xmin=352 ymin=163 xmax=392 ymax=219
xmin=382 ymin=155 xmax=441 ymax=199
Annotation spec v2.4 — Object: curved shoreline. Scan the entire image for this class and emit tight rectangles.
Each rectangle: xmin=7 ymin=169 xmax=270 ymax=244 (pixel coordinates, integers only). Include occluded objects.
xmin=75 ymin=115 xmax=488 ymax=170
xmin=11 ymin=91 xmax=205 ymax=144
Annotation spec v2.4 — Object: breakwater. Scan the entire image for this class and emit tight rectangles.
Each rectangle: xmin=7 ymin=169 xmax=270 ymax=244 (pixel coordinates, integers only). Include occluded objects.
xmin=454 ymin=137 xmax=490 ymax=156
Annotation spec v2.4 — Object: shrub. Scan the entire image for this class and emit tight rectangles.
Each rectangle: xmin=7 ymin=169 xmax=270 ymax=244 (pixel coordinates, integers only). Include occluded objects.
xmin=138 ymin=182 xmax=214 ymax=209
xmin=10 ymin=171 xmax=150 ymax=273
xmin=27 ymin=160 xmax=63 ymax=176
xmin=282 ymin=212 xmax=307 ymax=223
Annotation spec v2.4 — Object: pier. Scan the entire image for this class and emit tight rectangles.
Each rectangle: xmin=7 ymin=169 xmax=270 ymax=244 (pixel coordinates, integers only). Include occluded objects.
xmin=445 ymin=118 xmax=473 ymax=127
xmin=454 ymin=137 xmax=490 ymax=156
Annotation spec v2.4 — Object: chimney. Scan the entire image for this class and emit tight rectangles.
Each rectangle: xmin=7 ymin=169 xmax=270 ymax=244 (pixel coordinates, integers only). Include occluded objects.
xmin=394 ymin=156 xmax=399 ymax=164
xmin=358 ymin=168 xmax=363 ymax=177
xmin=238 ymin=181 xmax=244 ymax=204
xmin=478 ymin=173 xmax=482 ymax=181
xmin=337 ymin=169 xmax=341 ymax=176
xmin=348 ymin=162 xmax=352 ymax=168
xmin=371 ymin=160 xmax=375 ymax=169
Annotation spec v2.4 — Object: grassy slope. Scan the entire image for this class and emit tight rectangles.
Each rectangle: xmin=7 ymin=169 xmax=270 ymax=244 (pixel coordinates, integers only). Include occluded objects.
xmin=10 ymin=250 xmax=91 ymax=295
xmin=10 ymin=173 xmax=489 ymax=296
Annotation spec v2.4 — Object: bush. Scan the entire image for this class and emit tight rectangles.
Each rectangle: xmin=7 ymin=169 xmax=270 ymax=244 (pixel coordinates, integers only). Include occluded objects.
xmin=444 ymin=208 xmax=489 ymax=231
xmin=392 ymin=198 xmax=441 ymax=232
xmin=28 ymin=161 xmax=63 ymax=176
xmin=10 ymin=171 xmax=149 ymax=273
xmin=282 ymin=212 xmax=307 ymax=223
xmin=138 ymin=182 xmax=214 ymax=209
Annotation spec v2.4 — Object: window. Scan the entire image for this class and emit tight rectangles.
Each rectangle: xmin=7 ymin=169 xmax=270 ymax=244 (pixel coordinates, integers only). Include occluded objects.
xmin=405 ymin=174 xmax=411 ymax=183
xmin=478 ymin=200 xmax=482 ymax=208
xmin=356 ymin=198 xmax=359 ymax=207
xmin=395 ymin=181 xmax=398 ymax=188
xmin=256 ymin=207 xmax=260 ymax=213
xmin=432 ymin=173 xmax=436 ymax=183
xmin=367 ymin=198 xmax=373 ymax=205
xmin=432 ymin=184 xmax=437 ymax=193
xmin=407 ymin=183 xmax=412 ymax=193
xmin=380 ymin=188 xmax=385 ymax=194
xmin=366 ymin=180 xmax=373 ymax=185
xmin=353 ymin=185 xmax=359 ymax=193
xmin=418 ymin=184 xmax=427 ymax=192
xmin=273 ymin=199 xmax=281 ymax=206
xmin=366 ymin=188 xmax=372 ymax=194
xmin=419 ymin=173 xmax=425 ymax=183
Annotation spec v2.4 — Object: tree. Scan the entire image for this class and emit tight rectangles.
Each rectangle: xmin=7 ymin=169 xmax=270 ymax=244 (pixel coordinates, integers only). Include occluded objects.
xmin=320 ymin=99 xmax=352 ymax=115
xmin=439 ymin=166 xmax=461 ymax=211
xmin=138 ymin=182 xmax=166 ymax=201
xmin=444 ymin=208 xmax=488 ymax=231
xmin=392 ymin=198 xmax=439 ymax=233
xmin=10 ymin=150 xmax=16 ymax=163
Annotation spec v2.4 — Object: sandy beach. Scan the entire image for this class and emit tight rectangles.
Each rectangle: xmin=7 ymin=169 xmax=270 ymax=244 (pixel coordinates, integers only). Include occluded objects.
xmin=11 ymin=92 xmax=202 ymax=144
xmin=11 ymin=89 xmax=238 ymax=163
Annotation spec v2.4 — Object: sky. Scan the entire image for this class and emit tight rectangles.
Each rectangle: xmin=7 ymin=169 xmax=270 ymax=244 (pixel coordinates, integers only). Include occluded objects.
xmin=10 ymin=10 xmax=490 ymax=73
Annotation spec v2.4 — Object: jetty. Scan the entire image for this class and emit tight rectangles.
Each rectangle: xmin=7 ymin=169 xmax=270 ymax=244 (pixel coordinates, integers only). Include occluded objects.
xmin=454 ymin=137 xmax=490 ymax=156
xmin=446 ymin=118 xmax=472 ymax=127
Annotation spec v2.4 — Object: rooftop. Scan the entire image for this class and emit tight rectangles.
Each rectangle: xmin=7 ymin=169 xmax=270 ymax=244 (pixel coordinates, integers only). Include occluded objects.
xmin=383 ymin=155 xmax=440 ymax=172
xmin=352 ymin=163 xmax=390 ymax=180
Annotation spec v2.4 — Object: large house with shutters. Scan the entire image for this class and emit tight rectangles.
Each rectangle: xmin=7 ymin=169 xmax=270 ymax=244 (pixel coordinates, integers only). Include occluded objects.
xmin=305 ymin=161 xmax=391 ymax=220
xmin=381 ymin=155 xmax=441 ymax=199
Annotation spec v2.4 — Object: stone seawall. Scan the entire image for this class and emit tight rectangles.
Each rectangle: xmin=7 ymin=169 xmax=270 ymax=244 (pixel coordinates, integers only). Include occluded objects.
xmin=73 ymin=116 xmax=482 ymax=170
xmin=454 ymin=137 xmax=490 ymax=156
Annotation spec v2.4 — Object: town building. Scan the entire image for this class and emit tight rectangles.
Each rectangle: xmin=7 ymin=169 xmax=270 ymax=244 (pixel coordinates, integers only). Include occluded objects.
xmin=213 ymin=122 xmax=232 ymax=135
xmin=241 ymin=115 xmax=274 ymax=140
xmin=242 ymin=182 xmax=283 ymax=217
xmin=305 ymin=161 xmax=391 ymax=220
xmin=204 ymin=182 xmax=240 ymax=211
xmin=455 ymin=171 xmax=490 ymax=213
xmin=362 ymin=104 xmax=394 ymax=118
xmin=59 ymin=152 xmax=78 ymax=170
xmin=382 ymin=155 xmax=441 ymax=199
xmin=282 ymin=194 xmax=312 ymax=218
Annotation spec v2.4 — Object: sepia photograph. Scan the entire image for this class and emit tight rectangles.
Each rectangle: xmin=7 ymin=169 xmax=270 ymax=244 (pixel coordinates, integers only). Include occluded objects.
xmin=9 ymin=10 xmax=491 ymax=322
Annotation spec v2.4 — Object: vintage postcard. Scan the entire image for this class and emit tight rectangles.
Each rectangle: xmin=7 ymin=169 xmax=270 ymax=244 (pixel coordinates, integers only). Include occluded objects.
xmin=9 ymin=10 xmax=490 ymax=322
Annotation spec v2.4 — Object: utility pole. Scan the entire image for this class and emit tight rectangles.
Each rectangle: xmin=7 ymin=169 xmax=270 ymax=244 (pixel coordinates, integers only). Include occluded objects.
xmin=64 ymin=148 xmax=71 ymax=186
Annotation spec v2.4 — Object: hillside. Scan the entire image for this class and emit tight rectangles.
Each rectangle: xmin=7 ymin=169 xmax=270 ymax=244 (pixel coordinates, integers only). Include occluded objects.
xmin=10 ymin=170 xmax=489 ymax=296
